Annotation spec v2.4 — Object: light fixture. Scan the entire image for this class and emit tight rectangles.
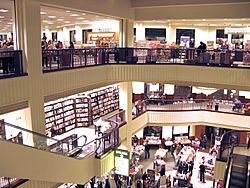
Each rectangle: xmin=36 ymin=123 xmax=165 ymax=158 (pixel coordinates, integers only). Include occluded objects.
xmin=202 ymin=19 xmax=206 ymax=21
xmin=0 ymin=9 xmax=8 ymax=12
xmin=57 ymin=18 xmax=64 ymax=21
xmin=224 ymin=18 xmax=227 ymax=20
xmin=48 ymin=15 xmax=56 ymax=18
xmin=77 ymin=17 xmax=85 ymax=20
xmin=7 ymin=22 xmax=12 ymax=25
xmin=64 ymin=21 xmax=70 ymax=23
xmin=182 ymin=19 xmax=186 ymax=21
xmin=82 ymin=13 xmax=86 ymax=15
xmin=70 ymin=14 xmax=79 ymax=17
xmin=66 ymin=10 xmax=71 ymax=13
xmin=42 ymin=20 xmax=48 ymax=23
xmin=40 ymin=12 xmax=46 ymax=15
xmin=242 ymin=18 xmax=246 ymax=20
xmin=47 ymin=22 xmax=54 ymax=25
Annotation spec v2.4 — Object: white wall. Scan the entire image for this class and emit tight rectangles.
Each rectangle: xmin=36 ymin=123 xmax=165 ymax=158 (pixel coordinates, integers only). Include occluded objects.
xmin=0 ymin=108 xmax=29 ymax=140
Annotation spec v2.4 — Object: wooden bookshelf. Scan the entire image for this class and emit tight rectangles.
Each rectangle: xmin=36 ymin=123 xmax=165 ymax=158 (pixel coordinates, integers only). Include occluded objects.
xmin=45 ymin=97 xmax=91 ymax=136
xmin=89 ymin=86 xmax=119 ymax=120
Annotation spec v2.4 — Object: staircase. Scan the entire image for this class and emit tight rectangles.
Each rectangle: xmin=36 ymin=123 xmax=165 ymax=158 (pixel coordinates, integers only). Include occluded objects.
xmin=228 ymin=154 xmax=249 ymax=188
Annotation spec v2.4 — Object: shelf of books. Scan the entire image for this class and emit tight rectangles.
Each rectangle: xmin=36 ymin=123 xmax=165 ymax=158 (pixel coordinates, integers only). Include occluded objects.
xmin=45 ymin=97 xmax=91 ymax=135
xmin=89 ymin=86 xmax=119 ymax=120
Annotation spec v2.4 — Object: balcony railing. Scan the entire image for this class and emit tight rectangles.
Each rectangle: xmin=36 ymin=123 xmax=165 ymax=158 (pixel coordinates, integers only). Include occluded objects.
xmin=0 ymin=50 xmax=25 ymax=78
xmin=0 ymin=110 xmax=122 ymax=160
xmin=133 ymin=99 xmax=250 ymax=119
xmin=0 ymin=177 xmax=28 ymax=188
xmin=42 ymin=48 xmax=250 ymax=72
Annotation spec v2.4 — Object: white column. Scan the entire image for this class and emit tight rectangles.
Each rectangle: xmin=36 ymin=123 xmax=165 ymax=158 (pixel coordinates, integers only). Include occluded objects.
xmin=119 ymin=82 xmax=133 ymax=152
xmin=189 ymin=125 xmax=196 ymax=137
xmin=119 ymin=19 xmax=134 ymax=47
xmin=14 ymin=0 xmax=46 ymax=141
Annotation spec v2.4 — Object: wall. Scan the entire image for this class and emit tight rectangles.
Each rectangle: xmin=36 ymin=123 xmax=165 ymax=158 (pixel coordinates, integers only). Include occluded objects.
xmin=18 ymin=180 xmax=60 ymax=188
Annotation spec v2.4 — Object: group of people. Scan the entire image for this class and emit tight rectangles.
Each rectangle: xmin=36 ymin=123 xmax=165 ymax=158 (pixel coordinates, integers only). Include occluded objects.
xmin=0 ymin=38 xmax=14 ymax=49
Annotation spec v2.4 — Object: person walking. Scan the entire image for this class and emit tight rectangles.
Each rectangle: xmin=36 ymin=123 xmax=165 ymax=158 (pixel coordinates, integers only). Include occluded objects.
xmin=247 ymin=135 xmax=250 ymax=149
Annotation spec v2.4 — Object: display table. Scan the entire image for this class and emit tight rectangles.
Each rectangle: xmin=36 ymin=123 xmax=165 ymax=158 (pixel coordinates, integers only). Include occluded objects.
xmin=146 ymin=136 xmax=161 ymax=145
xmin=175 ymin=136 xmax=191 ymax=145
xmin=178 ymin=146 xmax=195 ymax=162
xmin=132 ymin=145 xmax=145 ymax=158
xmin=129 ymin=165 xmax=143 ymax=180
xmin=155 ymin=148 xmax=168 ymax=159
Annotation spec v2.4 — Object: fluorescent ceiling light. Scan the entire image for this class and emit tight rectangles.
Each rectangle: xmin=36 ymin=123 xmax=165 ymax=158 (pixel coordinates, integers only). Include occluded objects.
xmin=66 ymin=10 xmax=71 ymax=13
xmin=43 ymin=20 xmax=48 ymax=23
xmin=57 ymin=18 xmax=64 ymax=21
xmin=64 ymin=21 xmax=70 ymax=23
xmin=48 ymin=16 xmax=56 ymax=18
xmin=47 ymin=22 xmax=54 ymax=25
xmin=0 ymin=9 xmax=8 ymax=12
xmin=242 ymin=18 xmax=246 ymax=20
xmin=77 ymin=17 xmax=85 ymax=20
xmin=224 ymin=19 xmax=227 ymax=20
xmin=82 ymin=13 xmax=86 ymax=15
xmin=70 ymin=14 xmax=79 ymax=17
xmin=40 ymin=12 xmax=46 ymax=15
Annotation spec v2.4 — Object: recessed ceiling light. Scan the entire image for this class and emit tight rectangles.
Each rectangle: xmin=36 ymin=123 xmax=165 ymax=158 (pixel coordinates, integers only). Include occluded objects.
xmin=7 ymin=22 xmax=12 ymax=25
xmin=224 ymin=19 xmax=227 ymax=20
xmin=48 ymin=15 xmax=56 ymax=18
xmin=64 ymin=21 xmax=70 ymax=23
xmin=95 ymin=15 xmax=99 ymax=17
xmin=77 ymin=17 xmax=85 ymax=20
xmin=202 ymin=19 xmax=206 ymax=21
xmin=47 ymin=22 xmax=54 ymax=25
xmin=0 ymin=9 xmax=8 ymax=12
xmin=42 ymin=20 xmax=48 ymax=23
xmin=82 ymin=13 xmax=86 ymax=15
xmin=66 ymin=10 xmax=71 ymax=13
xmin=57 ymin=18 xmax=64 ymax=21
xmin=182 ymin=19 xmax=186 ymax=21
xmin=70 ymin=14 xmax=79 ymax=17
xmin=40 ymin=12 xmax=46 ymax=15
xmin=242 ymin=18 xmax=246 ymax=20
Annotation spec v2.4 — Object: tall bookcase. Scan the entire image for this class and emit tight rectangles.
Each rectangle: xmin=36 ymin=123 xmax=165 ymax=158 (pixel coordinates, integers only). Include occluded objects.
xmin=89 ymin=86 xmax=119 ymax=120
xmin=45 ymin=97 xmax=91 ymax=136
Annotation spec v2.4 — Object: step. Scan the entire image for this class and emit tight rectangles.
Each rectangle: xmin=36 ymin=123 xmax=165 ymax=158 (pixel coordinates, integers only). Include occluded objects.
xmin=230 ymin=171 xmax=246 ymax=181
xmin=231 ymin=166 xmax=247 ymax=174
xmin=229 ymin=178 xmax=246 ymax=187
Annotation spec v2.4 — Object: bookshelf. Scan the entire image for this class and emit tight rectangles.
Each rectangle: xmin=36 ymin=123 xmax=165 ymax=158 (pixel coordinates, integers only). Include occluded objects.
xmin=45 ymin=97 xmax=91 ymax=136
xmin=89 ymin=86 xmax=119 ymax=120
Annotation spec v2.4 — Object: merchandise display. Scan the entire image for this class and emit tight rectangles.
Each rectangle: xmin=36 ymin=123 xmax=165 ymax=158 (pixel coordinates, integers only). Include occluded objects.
xmin=44 ymin=85 xmax=119 ymax=136
xmin=89 ymin=86 xmax=119 ymax=120
xmin=44 ymin=97 xmax=91 ymax=135
xmin=86 ymin=32 xmax=119 ymax=48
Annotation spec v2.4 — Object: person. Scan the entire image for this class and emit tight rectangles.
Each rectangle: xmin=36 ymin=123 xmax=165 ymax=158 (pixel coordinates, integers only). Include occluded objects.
xmin=126 ymin=176 xmax=133 ymax=188
xmin=232 ymin=98 xmax=242 ymax=112
xmin=203 ymin=135 xmax=207 ymax=149
xmin=51 ymin=124 xmax=57 ymax=137
xmin=197 ymin=42 xmax=207 ymax=56
xmin=136 ymin=180 xmax=142 ymax=188
xmin=104 ymin=177 xmax=111 ymax=188
xmin=248 ymin=136 xmax=250 ymax=149
xmin=199 ymin=162 xmax=206 ymax=183
xmin=41 ymin=37 xmax=48 ymax=67
xmin=160 ymin=165 xmax=166 ymax=176
xmin=133 ymin=135 xmax=139 ymax=145
xmin=69 ymin=41 xmax=75 ymax=49
xmin=182 ymin=162 xmax=188 ymax=174
xmin=144 ymin=140 xmax=150 ymax=159
xmin=188 ymin=160 xmax=194 ymax=175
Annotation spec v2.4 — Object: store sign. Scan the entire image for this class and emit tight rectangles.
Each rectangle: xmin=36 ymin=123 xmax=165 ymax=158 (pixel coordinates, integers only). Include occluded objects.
xmin=225 ymin=28 xmax=250 ymax=34
xmin=92 ymin=28 xmax=112 ymax=32
xmin=114 ymin=149 xmax=129 ymax=176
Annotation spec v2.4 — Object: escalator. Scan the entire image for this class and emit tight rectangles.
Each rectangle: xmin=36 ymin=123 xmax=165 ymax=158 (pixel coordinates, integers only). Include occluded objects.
xmin=228 ymin=154 xmax=248 ymax=188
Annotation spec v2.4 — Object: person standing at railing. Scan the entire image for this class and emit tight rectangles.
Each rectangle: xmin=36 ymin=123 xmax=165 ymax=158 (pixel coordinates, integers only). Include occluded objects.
xmin=41 ymin=37 xmax=48 ymax=68
xmin=197 ymin=42 xmax=207 ymax=56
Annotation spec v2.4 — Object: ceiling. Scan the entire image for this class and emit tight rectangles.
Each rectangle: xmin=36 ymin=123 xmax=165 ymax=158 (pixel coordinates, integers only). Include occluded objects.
xmin=0 ymin=0 xmax=250 ymax=34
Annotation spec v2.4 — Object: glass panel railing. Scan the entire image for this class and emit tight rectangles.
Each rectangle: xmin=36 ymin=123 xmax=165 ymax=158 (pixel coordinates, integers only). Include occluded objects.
xmin=0 ymin=177 xmax=28 ymax=188
xmin=0 ymin=50 xmax=25 ymax=78
xmin=0 ymin=118 xmax=120 ymax=159
xmin=42 ymin=48 xmax=250 ymax=72
xmin=0 ymin=121 xmax=88 ymax=158
xmin=106 ymin=110 xmax=126 ymax=127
